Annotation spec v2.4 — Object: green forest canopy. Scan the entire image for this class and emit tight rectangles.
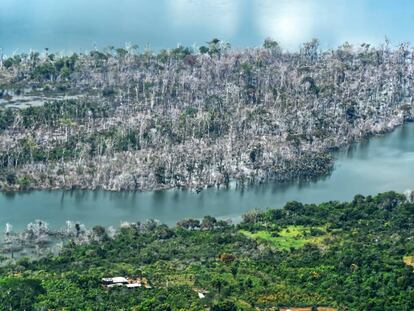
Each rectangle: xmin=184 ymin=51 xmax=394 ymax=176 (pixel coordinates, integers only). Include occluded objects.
xmin=1 ymin=191 xmax=414 ymax=310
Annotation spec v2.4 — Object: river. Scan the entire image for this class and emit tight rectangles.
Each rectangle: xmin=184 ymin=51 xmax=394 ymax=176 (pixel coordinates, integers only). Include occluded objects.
xmin=2 ymin=0 xmax=414 ymax=54
xmin=2 ymin=0 xmax=414 ymax=232
xmin=1 ymin=123 xmax=413 ymax=231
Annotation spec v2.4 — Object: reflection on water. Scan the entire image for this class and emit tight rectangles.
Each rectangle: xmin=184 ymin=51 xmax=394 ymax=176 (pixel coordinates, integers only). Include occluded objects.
xmin=1 ymin=123 xmax=414 ymax=231
xmin=2 ymin=0 xmax=414 ymax=54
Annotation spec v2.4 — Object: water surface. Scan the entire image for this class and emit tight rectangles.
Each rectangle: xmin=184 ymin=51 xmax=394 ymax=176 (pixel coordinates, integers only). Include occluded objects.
xmin=1 ymin=123 xmax=414 ymax=231
xmin=2 ymin=0 xmax=414 ymax=55
xmin=2 ymin=0 xmax=414 ymax=231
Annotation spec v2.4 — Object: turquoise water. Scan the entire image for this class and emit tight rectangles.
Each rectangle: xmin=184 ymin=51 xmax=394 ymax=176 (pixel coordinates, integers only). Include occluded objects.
xmin=1 ymin=123 xmax=414 ymax=230
xmin=1 ymin=0 xmax=414 ymax=55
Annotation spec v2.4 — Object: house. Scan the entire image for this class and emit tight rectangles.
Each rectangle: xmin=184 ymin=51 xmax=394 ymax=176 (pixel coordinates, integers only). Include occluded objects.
xmin=112 ymin=277 xmax=129 ymax=284
xmin=102 ymin=276 xmax=152 ymax=289
xmin=102 ymin=277 xmax=128 ymax=286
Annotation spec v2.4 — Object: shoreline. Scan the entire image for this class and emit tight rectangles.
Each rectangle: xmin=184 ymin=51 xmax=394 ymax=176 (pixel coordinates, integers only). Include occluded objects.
xmin=1 ymin=42 xmax=413 ymax=194
xmin=1 ymin=118 xmax=410 ymax=194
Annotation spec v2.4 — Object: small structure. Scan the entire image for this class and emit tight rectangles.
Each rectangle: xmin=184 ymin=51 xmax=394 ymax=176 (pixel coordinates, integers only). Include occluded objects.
xmin=112 ymin=277 xmax=129 ymax=284
xmin=102 ymin=276 xmax=151 ymax=289
xmin=198 ymin=292 xmax=206 ymax=299
xmin=193 ymin=288 xmax=208 ymax=299
xmin=102 ymin=277 xmax=128 ymax=287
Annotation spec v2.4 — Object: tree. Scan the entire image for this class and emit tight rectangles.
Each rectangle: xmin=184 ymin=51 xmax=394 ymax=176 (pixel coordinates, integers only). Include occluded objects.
xmin=201 ymin=216 xmax=217 ymax=230
xmin=199 ymin=46 xmax=209 ymax=54
xmin=92 ymin=225 xmax=107 ymax=240
xmin=0 ymin=278 xmax=45 ymax=311
xmin=116 ymin=48 xmax=128 ymax=59
xmin=211 ymin=278 xmax=224 ymax=293
xmin=154 ymin=164 xmax=166 ymax=184
xmin=301 ymin=38 xmax=320 ymax=62
xmin=5 ymin=172 xmax=16 ymax=185
xmin=263 ymin=37 xmax=282 ymax=55
xmin=211 ymin=300 xmax=237 ymax=311
xmin=177 ymin=219 xmax=200 ymax=230
xmin=219 ymin=253 xmax=236 ymax=264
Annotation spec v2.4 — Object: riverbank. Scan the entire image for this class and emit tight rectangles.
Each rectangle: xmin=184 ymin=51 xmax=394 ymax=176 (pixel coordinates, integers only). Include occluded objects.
xmin=1 ymin=120 xmax=414 ymax=232
xmin=1 ymin=191 xmax=414 ymax=310
xmin=0 ymin=41 xmax=413 ymax=193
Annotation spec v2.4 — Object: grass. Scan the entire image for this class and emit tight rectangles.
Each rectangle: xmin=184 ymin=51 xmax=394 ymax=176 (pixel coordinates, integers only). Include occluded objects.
xmin=403 ymin=256 xmax=414 ymax=267
xmin=240 ymin=226 xmax=327 ymax=250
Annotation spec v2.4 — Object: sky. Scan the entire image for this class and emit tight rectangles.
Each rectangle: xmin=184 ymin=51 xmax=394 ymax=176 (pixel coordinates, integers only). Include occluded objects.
xmin=0 ymin=0 xmax=414 ymax=54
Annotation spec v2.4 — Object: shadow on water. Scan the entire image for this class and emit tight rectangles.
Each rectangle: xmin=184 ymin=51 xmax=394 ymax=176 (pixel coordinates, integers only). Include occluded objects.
xmin=344 ymin=139 xmax=371 ymax=160
xmin=60 ymin=191 xmax=65 ymax=209
xmin=2 ymin=192 xmax=17 ymax=200
xmin=1 ymin=123 xmax=414 ymax=230
xmin=356 ymin=139 xmax=371 ymax=160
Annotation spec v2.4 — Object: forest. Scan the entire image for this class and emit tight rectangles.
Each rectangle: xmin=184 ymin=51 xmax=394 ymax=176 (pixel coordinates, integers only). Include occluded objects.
xmin=1 ymin=191 xmax=414 ymax=310
xmin=0 ymin=39 xmax=413 ymax=191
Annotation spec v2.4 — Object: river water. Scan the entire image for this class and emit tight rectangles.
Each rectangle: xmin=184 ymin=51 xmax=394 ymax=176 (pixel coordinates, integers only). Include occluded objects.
xmin=2 ymin=0 xmax=414 ymax=231
xmin=2 ymin=0 xmax=414 ymax=54
xmin=1 ymin=123 xmax=413 ymax=231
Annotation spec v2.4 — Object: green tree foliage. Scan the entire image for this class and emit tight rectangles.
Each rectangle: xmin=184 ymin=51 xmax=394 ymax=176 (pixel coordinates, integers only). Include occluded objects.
xmin=0 ymin=278 xmax=45 ymax=311
xmin=1 ymin=192 xmax=414 ymax=309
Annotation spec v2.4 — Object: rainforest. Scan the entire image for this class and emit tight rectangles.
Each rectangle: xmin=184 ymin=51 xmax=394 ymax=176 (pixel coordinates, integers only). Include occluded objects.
xmin=2 ymin=1 xmax=414 ymax=310
xmin=1 ymin=192 xmax=414 ymax=310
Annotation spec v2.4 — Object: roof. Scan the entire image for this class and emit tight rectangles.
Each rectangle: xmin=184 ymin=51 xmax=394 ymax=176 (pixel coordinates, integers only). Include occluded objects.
xmin=111 ymin=277 xmax=129 ymax=284
xmin=102 ymin=276 xmax=152 ymax=289
xmin=198 ymin=292 xmax=206 ymax=299
xmin=102 ymin=277 xmax=129 ymax=284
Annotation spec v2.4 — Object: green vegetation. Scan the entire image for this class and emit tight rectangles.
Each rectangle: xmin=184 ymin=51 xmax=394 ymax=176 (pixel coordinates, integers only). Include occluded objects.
xmin=1 ymin=192 xmax=414 ymax=310
xmin=240 ymin=225 xmax=328 ymax=250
